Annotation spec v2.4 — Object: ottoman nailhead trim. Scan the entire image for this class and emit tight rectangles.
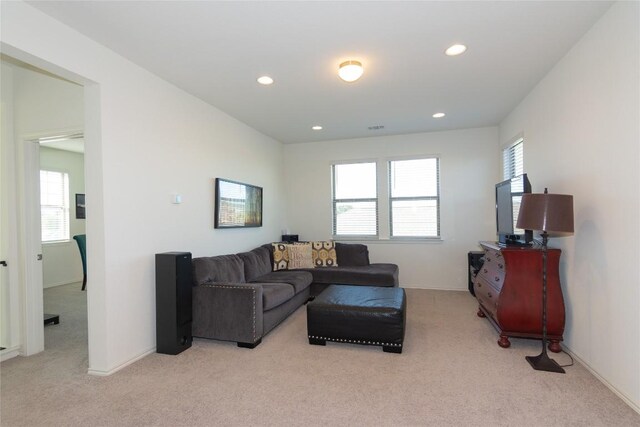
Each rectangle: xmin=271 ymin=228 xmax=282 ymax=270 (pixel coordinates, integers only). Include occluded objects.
xmin=308 ymin=335 xmax=402 ymax=347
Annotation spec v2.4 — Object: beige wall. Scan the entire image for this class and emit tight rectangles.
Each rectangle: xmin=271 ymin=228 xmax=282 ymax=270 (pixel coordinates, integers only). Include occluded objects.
xmin=284 ymin=126 xmax=500 ymax=289
xmin=500 ymin=1 xmax=640 ymax=410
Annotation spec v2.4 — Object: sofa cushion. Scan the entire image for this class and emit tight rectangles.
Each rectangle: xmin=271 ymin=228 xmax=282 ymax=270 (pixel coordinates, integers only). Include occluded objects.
xmin=272 ymin=243 xmax=290 ymax=271
xmin=258 ymin=283 xmax=295 ymax=311
xmin=311 ymin=241 xmax=338 ymax=267
xmin=192 ymin=254 xmax=245 ymax=285
xmin=302 ymin=263 xmax=398 ymax=287
xmin=251 ymin=270 xmax=313 ymax=295
xmin=287 ymin=243 xmax=314 ymax=269
xmin=335 ymin=243 xmax=370 ymax=266
xmin=238 ymin=246 xmax=272 ymax=281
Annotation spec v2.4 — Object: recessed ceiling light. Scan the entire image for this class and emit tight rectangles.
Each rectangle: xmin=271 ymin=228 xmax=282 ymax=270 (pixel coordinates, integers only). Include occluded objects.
xmin=338 ymin=60 xmax=364 ymax=82
xmin=432 ymin=112 xmax=446 ymax=118
xmin=257 ymin=76 xmax=274 ymax=85
xmin=368 ymin=125 xmax=385 ymax=130
xmin=312 ymin=125 xmax=323 ymax=130
xmin=445 ymin=44 xmax=467 ymax=56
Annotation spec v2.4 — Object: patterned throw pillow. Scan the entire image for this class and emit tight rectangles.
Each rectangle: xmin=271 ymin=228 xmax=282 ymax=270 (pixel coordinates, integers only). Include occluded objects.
xmin=311 ymin=241 xmax=338 ymax=267
xmin=272 ymin=243 xmax=290 ymax=271
xmin=286 ymin=243 xmax=314 ymax=269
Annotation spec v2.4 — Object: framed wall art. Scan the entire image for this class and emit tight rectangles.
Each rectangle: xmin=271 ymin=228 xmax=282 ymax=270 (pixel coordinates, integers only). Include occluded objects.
xmin=214 ymin=178 xmax=262 ymax=228
xmin=75 ymin=193 xmax=86 ymax=219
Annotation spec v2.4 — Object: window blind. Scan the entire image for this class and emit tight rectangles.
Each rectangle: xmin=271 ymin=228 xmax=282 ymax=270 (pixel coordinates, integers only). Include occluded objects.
xmin=389 ymin=158 xmax=440 ymax=238
xmin=503 ymin=138 xmax=524 ymax=180
xmin=332 ymin=162 xmax=378 ymax=236
xmin=40 ymin=170 xmax=70 ymax=242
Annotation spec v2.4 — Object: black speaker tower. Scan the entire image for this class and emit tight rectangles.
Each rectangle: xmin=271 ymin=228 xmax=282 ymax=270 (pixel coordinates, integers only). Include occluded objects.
xmin=155 ymin=252 xmax=193 ymax=355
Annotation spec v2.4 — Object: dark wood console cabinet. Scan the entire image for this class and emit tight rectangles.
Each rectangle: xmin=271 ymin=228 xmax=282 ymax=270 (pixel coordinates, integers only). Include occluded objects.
xmin=473 ymin=241 xmax=565 ymax=352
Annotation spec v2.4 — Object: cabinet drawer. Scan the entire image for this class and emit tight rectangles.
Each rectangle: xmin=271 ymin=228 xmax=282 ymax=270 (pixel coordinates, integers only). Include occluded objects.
xmin=475 ymin=278 xmax=499 ymax=318
xmin=480 ymin=250 xmax=505 ymax=284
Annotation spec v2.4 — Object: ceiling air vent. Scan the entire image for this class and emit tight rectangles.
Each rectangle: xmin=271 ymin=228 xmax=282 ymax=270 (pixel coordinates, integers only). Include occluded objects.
xmin=368 ymin=125 xmax=385 ymax=130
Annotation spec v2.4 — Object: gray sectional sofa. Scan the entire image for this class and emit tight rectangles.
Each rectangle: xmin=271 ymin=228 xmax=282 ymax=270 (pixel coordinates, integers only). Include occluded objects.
xmin=191 ymin=243 xmax=399 ymax=348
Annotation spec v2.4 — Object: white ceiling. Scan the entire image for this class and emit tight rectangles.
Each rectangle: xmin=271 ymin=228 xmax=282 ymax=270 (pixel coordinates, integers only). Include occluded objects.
xmin=27 ymin=1 xmax=612 ymax=144
xmin=40 ymin=138 xmax=84 ymax=154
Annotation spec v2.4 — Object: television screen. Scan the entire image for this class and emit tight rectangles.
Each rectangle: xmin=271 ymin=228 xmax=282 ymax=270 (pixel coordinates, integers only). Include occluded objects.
xmin=495 ymin=174 xmax=532 ymax=245
xmin=496 ymin=181 xmax=513 ymax=234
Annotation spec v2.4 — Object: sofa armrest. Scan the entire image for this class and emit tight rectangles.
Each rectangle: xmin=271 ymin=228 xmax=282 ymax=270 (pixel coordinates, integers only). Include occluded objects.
xmin=192 ymin=283 xmax=264 ymax=345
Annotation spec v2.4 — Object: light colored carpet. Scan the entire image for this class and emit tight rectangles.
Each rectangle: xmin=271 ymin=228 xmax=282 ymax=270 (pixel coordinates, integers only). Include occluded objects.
xmin=1 ymin=284 xmax=638 ymax=426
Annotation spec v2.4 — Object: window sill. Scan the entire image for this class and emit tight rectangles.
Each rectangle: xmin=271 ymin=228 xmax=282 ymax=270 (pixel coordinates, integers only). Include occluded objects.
xmin=42 ymin=240 xmax=71 ymax=246
xmin=334 ymin=237 xmax=443 ymax=244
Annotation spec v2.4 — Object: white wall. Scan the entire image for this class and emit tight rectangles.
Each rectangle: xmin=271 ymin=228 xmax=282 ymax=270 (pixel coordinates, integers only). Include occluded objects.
xmin=12 ymin=65 xmax=83 ymax=135
xmin=1 ymin=2 xmax=287 ymax=374
xmin=284 ymin=127 xmax=499 ymax=289
xmin=39 ymin=147 xmax=85 ymax=288
xmin=500 ymin=1 xmax=639 ymax=410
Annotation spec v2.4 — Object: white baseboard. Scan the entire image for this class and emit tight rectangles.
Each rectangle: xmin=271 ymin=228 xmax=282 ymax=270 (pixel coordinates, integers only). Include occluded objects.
xmin=0 ymin=346 xmax=21 ymax=362
xmin=564 ymin=346 xmax=640 ymax=415
xmin=402 ymin=285 xmax=468 ymax=292
xmin=44 ymin=279 xmax=83 ymax=289
xmin=87 ymin=347 xmax=155 ymax=376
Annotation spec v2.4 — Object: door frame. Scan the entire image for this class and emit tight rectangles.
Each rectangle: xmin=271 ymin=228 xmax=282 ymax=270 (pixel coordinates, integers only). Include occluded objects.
xmin=3 ymin=41 xmax=107 ymax=374
xmin=20 ymin=135 xmax=44 ymax=355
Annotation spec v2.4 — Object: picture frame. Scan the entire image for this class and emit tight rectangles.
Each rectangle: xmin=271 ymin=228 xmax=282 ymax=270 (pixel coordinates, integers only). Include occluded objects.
xmin=214 ymin=178 xmax=263 ymax=228
xmin=75 ymin=193 xmax=86 ymax=219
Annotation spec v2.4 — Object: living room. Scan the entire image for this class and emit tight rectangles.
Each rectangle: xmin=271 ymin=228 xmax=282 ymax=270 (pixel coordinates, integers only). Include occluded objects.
xmin=1 ymin=1 xmax=638 ymax=424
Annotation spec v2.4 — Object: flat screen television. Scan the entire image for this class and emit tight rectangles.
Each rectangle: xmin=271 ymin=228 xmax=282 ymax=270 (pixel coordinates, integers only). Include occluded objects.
xmin=495 ymin=173 xmax=532 ymax=245
xmin=214 ymin=178 xmax=263 ymax=228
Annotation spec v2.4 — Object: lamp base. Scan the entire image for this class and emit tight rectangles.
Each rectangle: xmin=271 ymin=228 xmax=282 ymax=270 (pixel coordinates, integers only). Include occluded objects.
xmin=526 ymin=352 xmax=565 ymax=373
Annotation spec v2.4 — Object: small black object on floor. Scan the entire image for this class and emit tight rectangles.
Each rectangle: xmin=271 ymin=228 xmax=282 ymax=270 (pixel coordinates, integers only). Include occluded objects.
xmin=44 ymin=314 xmax=60 ymax=326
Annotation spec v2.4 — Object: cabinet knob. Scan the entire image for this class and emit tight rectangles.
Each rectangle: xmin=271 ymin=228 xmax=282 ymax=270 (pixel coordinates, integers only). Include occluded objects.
xmin=483 ymin=269 xmax=488 ymax=273
xmin=478 ymin=283 xmax=482 ymax=288
xmin=495 ymin=277 xmax=499 ymax=282
xmin=487 ymin=293 xmax=492 ymax=298
xmin=498 ymin=264 xmax=503 ymax=269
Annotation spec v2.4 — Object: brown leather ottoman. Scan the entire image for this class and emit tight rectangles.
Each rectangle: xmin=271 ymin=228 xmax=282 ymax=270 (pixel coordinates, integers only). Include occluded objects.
xmin=306 ymin=285 xmax=406 ymax=353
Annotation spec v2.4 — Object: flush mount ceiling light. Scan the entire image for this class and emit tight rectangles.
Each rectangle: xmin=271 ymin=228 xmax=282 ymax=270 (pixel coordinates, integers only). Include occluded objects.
xmin=445 ymin=44 xmax=467 ymax=56
xmin=257 ymin=76 xmax=274 ymax=85
xmin=432 ymin=112 xmax=446 ymax=118
xmin=338 ymin=60 xmax=364 ymax=82
xmin=311 ymin=125 xmax=323 ymax=130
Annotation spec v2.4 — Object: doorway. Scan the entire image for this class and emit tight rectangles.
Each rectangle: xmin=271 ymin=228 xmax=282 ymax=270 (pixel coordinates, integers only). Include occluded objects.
xmin=0 ymin=56 xmax=87 ymax=361
xmin=38 ymin=133 xmax=87 ymax=353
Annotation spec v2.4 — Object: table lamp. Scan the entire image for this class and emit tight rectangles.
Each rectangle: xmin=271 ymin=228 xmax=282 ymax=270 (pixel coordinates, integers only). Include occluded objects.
xmin=516 ymin=188 xmax=574 ymax=373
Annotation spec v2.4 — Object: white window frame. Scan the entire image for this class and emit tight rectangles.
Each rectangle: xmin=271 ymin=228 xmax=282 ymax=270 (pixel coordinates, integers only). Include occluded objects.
xmin=331 ymin=156 xmax=442 ymax=242
xmin=331 ymin=161 xmax=379 ymax=239
xmin=388 ymin=157 xmax=441 ymax=239
xmin=40 ymin=169 xmax=70 ymax=243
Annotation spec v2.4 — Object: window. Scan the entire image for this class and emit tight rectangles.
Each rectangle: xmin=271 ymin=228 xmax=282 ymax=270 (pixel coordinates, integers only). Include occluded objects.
xmin=503 ymin=138 xmax=526 ymax=233
xmin=40 ymin=170 xmax=70 ymax=242
xmin=389 ymin=158 xmax=440 ymax=238
xmin=332 ymin=162 xmax=378 ymax=236
xmin=503 ymin=138 xmax=524 ymax=180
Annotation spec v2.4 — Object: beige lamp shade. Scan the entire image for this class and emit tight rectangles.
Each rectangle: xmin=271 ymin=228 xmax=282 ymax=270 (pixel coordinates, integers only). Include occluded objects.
xmin=516 ymin=193 xmax=574 ymax=235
